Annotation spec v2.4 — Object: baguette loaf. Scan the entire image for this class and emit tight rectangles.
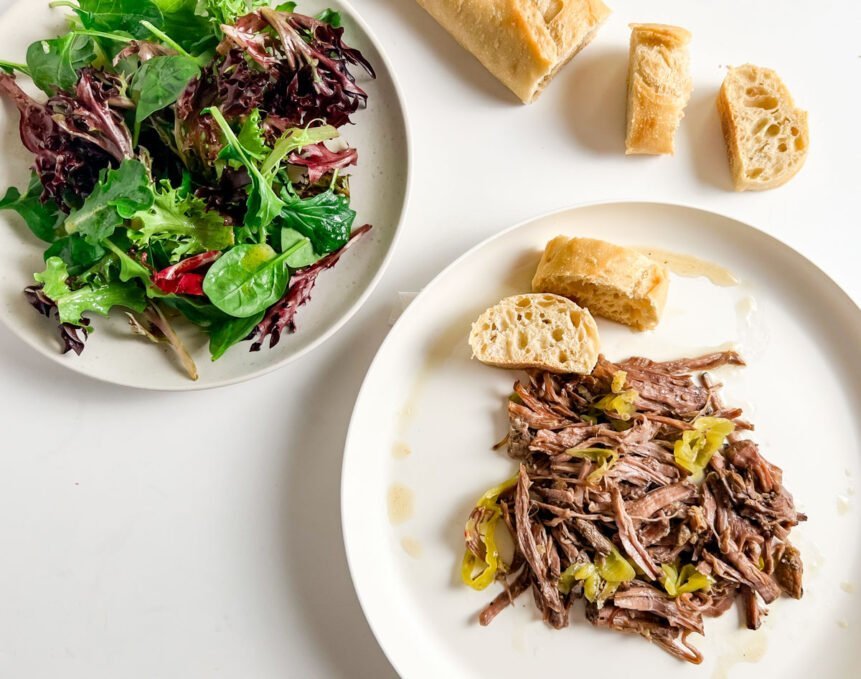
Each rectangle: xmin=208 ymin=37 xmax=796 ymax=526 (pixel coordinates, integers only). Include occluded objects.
xmin=415 ymin=0 xmax=611 ymax=104
xmin=469 ymin=293 xmax=600 ymax=374
xmin=625 ymin=23 xmax=692 ymax=155
xmin=532 ymin=236 xmax=669 ymax=330
xmin=717 ymin=64 xmax=809 ymax=191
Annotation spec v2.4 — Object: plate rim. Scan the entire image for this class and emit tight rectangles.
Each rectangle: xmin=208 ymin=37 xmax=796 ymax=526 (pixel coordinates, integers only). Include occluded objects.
xmin=0 ymin=0 xmax=413 ymax=392
xmin=340 ymin=199 xmax=861 ymax=677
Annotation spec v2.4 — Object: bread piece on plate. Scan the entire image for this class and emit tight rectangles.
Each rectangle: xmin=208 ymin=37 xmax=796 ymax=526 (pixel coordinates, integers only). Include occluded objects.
xmin=625 ymin=23 xmax=692 ymax=155
xmin=469 ymin=293 xmax=600 ymax=374
xmin=532 ymin=236 xmax=669 ymax=330
xmin=415 ymin=0 xmax=611 ymax=104
xmin=717 ymin=64 xmax=809 ymax=191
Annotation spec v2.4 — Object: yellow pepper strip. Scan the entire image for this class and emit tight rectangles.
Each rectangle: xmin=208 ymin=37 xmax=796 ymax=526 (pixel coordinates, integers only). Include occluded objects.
xmin=611 ymin=370 xmax=628 ymax=394
xmin=461 ymin=474 xmax=519 ymax=590
xmin=565 ymin=447 xmax=619 ymax=483
xmin=673 ymin=416 xmax=736 ymax=477
xmin=660 ymin=563 xmax=715 ymax=597
xmin=596 ymin=548 xmax=637 ymax=582
xmin=594 ymin=389 xmax=639 ymax=421
xmin=559 ymin=546 xmax=635 ymax=601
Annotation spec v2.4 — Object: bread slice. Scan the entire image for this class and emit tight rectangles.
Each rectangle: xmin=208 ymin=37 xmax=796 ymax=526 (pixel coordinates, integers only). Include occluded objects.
xmin=415 ymin=0 xmax=611 ymax=104
xmin=625 ymin=23 xmax=692 ymax=155
xmin=717 ymin=64 xmax=809 ymax=190
xmin=469 ymin=293 xmax=600 ymax=374
xmin=532 ymin=236 xmax=669 ymax=330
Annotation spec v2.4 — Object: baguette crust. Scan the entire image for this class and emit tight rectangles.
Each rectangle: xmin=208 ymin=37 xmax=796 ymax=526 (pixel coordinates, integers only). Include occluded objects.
xmin=469 ymin=293 xmax=600 ymax=374
xmin=717 ymin=64 xmax=809 ymax=191
xmin=625 ymin=23 xmax=692 ymax=155
xmin=532 ymin=236 xmax=669 ymax=330
xmin=415 ymin=0 xmax=611 ymax=104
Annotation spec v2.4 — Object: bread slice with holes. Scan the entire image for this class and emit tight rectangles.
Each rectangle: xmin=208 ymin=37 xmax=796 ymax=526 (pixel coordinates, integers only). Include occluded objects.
xmin=625 ymin=23 xmax=692 ymax=155
xmin=717 ymin=64 xmax=809 ymax=190
xmin=469 ymin=294 xmax=600 ymax=374
xmin=532 ymin=236 xmax=669 ymax=330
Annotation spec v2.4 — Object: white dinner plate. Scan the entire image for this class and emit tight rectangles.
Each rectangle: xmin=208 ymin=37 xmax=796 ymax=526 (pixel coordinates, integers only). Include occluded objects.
xmin=0 ymin=0 xmax=409 ymax=390
xmin=342 ymin=203 xmax=861 ymax=679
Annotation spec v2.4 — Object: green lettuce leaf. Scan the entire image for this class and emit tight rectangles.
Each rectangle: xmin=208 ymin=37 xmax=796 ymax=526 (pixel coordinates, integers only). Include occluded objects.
xmin=130 ymin=179 xmax=234 ymax=260
xmin=34 ymin=256 xmax=146 ymax=325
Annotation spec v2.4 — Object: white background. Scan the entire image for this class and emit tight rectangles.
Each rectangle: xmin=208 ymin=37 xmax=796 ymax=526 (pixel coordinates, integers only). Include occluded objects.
xmin=0 ymin=0 xmax=858 ymax=677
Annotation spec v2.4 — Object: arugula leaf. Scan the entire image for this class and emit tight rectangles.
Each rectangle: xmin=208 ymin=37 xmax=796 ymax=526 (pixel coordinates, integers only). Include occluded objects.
xmin=206 ymin=106 xmax=284 ymax=242
xmin=34 ymin=256 xmax=146 ymax=325
xmin=0 ymin=173 xmax=65 ymax=242
xmin=59 ymin=0 xmax=165 ymax=39
xmin=236 ymin=109 xmax=269 ymax=161
xmin=275 ymin=2 xmax=297 ymax=11
xmin=103 ymin=239 xmax=152 ymax=285
xmin=200 ymin=0 xmax=275 ymax=27
xmin=130 ymin=180 xmax=234 ymax=259
xmin=207 ymin=310 xmax=263 ymax=360
xmin=315 ymin=9 xmax=342 ymax=27
xmin=131 ymin=54 xmax=200 ymax=140
xmin=44 ymin=235 xmax=107 ymax=274
xmin=279 ymin=189 xmax=355 ymax=254
xmin=25 ymin=34 xmax=97 ymax=94
xmin=202 ymin=237 xmax=309 ymax=317
xmin=260 ymin=124 xmax=340 ymax=176
xmin=280 ymin=227 xmax=319 ymax=268
xmin=65 ymin=159 xmax=154 ymax=245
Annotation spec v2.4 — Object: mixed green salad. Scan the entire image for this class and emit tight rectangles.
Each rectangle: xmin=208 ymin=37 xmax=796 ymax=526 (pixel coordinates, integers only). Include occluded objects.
xmin=0 ymin=0 xmax=375 ymax=379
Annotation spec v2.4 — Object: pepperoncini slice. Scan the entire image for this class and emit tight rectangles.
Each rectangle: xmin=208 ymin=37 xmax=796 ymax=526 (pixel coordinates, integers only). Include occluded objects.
xmin=461 ymin=474 xmax=518 ymax=590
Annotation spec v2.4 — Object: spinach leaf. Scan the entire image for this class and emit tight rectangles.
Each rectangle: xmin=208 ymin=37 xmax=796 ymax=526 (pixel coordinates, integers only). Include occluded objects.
xmin=315 ymin=9 xmax=342 ymax=27
xmin=60 ymin=0 xmax=165 ymax=39
xmin=131 ymin=55 xmax=200 ymax=140
xmin=65 ymin=159 xmax=154 ymax=245
xmin=0 ymin=173 xmax=65 ymax=242
xmin=44 ymin=235 xmax=107 ymax=274
xmin=202 ymin=237 xmax=309 ymax=318
xmin=206 ymin=106 xmax=284 ymax=242
xmin=208 ymin=310 xmax=264 ymax=360
xmin=162 ymin=295 xmax=230 ymax=328
xmin=34 ymin=256 xmax=146 ymax=325
xmin=280 ymin=227 xmax=319 ymax=268
xmin=25 ymin=34 xmax=97 ymax=94
xmin=279 ymin=189 xmax=355 ymax=254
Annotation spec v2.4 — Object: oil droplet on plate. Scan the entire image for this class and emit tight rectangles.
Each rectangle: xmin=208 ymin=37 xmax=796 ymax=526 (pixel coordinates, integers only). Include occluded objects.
xmin=400 ymin=537 xmax=422 ymax=558
xmin=388 ymin=484 xmax=414 ymax=525
xmin=837 ymin=619 xmax=850 ymax=630
xmin=635 ymin=246 xmax=739 ymax=287
xmin=840 ymin=581 xmax=856 ymax=594
xmin=712 ymin=630 xmax=768 ymax=679
xmin=837 ymin=495 xmax=852 ymax=515
xmin=392 ymin=441 xmax=411 ymax=459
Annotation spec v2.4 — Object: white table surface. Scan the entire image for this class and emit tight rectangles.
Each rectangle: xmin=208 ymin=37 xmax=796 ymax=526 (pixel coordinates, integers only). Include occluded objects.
xmin=0 ymin=1 xmax=858 ymax=677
